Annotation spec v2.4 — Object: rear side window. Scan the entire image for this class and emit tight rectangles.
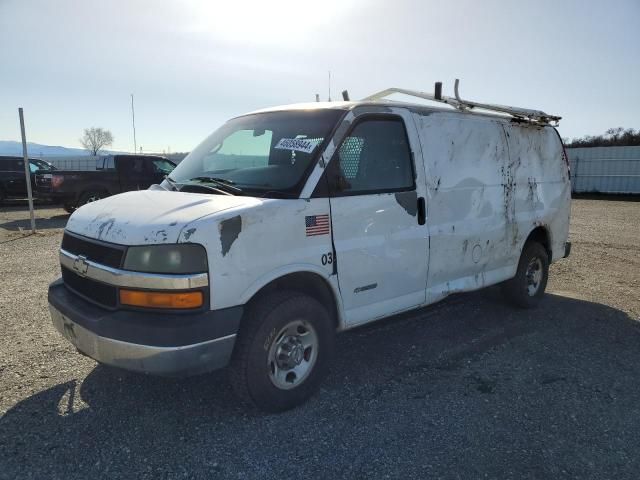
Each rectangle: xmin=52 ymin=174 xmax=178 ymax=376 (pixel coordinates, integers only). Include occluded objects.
xmin=329 ymin=117 xmax=414 ymax=195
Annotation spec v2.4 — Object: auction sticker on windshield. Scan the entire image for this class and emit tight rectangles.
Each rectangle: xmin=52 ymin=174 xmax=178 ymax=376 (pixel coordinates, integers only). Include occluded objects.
xmin=274 ymin=138 xmax=320 ymax=154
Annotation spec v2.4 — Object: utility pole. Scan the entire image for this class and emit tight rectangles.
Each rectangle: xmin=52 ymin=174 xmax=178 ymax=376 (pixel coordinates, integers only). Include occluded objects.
xmin=18 ymin=108 xmax=36 ymax=233
xmin=131 ymin=94 xmax=137 ymax=154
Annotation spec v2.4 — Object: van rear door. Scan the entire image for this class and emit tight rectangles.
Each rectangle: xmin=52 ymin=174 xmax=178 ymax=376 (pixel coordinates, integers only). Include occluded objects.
xmin=326 ymin=109 xmax=429 ymax=326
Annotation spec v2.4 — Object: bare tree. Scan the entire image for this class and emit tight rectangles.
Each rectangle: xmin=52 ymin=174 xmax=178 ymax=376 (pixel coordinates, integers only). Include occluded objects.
xmin=80 ymin=127 xmax=114 ymax=156
xmin=567 ymin=128 xmax=640 ymax=148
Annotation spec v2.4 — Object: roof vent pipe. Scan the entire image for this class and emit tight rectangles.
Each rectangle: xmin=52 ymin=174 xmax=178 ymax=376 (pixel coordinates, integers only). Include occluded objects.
xmin=434 ymin=82 xmax=442 ymax=100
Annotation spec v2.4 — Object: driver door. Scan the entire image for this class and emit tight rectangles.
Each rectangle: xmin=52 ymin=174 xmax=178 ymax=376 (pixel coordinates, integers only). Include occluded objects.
xmin=325 ymin=111 xmax=429 ymax=327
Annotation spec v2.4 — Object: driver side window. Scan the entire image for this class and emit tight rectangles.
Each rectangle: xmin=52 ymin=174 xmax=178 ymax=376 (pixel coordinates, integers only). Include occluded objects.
xmin=328 ymin=117 xmax=415 ymax=196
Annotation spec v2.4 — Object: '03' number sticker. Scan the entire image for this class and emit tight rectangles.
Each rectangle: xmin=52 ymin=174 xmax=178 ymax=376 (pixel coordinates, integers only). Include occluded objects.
xmin=321 ymin=252 xmax=333 ymax=266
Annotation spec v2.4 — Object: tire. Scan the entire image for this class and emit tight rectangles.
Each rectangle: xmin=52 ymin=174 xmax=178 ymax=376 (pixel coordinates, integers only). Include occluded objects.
xmin=229 ymin=291 xmax=335 ymax=413
xmin=63 ymin=203 xmax=76 ymax=214
xmin=79 ymin=190 xmax=105 ymax=206
xmin=502 ymin=241 xmax=549 ymax=308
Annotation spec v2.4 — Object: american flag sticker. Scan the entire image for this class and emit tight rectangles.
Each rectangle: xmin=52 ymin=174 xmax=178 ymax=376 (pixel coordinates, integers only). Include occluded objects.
xmin=305 ymin=214 xmax=330 ymax=236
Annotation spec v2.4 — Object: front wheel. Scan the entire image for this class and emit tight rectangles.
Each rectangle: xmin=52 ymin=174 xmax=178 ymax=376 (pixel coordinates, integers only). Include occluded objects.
xmin=229 ymin=291 xmax=335 ymax=412
xmin=502 ymin=242 xmax=549 ymax=308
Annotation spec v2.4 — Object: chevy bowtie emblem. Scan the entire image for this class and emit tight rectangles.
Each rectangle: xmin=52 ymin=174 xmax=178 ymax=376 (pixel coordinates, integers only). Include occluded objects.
xmin=73 ymin=255 xmax=89 ymax=276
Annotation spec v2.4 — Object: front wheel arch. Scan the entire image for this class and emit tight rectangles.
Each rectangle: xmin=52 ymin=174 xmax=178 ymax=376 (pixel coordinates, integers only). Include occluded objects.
xmin=244 ymin=271 xmax=342 ymax=331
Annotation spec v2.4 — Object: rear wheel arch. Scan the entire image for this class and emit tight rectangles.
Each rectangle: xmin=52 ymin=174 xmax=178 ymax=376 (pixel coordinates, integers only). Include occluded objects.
xmin=523 ymin=225 xmax=552 ymax=259
xmin=78 ymin=187 xmax=109 ymax=205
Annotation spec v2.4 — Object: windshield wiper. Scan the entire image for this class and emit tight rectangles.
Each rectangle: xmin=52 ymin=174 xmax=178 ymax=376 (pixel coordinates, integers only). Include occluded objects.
xmin=187 ymin=176 xmax=243 ymax=195
xmin=180 ymin=183 xmax=234 ymax=196
xmin=191 ymin=176 xmax=236 ymax=185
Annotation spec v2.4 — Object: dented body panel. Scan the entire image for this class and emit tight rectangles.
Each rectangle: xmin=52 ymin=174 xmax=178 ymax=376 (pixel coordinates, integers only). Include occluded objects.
xmin=50 ymin=99 xmax=570 ymax=377
xmin=412 ymin=112 xmax=569 ymax=302
xmin=65 ymin=191 xmax=337 ymax=317
xmin=325 ymin=105 xmax=430 ymax=326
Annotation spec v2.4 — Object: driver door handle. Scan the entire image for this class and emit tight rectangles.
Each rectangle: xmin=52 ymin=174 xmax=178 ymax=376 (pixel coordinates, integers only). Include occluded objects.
xmin=417 ymin=197 xmax=426 ymax=225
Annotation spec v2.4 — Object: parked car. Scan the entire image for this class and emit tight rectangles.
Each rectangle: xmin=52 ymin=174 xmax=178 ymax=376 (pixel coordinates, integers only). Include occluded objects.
xmin=0 ymin=156 xmax=56 ymax=203
xmin=47 ymin=85 xmax=571 ymax=412
xmin=36 ymin=154 xmax=176 ymax=212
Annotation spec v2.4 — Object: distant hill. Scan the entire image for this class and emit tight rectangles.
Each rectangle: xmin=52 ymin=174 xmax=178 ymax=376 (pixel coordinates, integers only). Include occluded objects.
xmin=0 ymin=140 xmax=188 ymax=165
xmin=0 ymin=140 xmax=117 ymax=157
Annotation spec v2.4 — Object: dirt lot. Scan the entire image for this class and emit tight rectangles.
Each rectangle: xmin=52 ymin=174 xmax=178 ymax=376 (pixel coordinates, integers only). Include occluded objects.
xmin=1 ymin=199 xmax=639 ymax=479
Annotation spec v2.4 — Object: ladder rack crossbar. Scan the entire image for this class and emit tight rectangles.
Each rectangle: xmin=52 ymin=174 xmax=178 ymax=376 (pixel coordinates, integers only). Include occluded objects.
xmin=363 ymin=81 xmax=561 ymax=126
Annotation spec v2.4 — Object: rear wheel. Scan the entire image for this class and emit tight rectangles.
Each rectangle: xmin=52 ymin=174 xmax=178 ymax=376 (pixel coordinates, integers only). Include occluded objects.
xmin=63 ymin=203 xmax=76 ymax=214
xmin=502 ymin=242 xmax=549 ymax=308
xmin=79 ymin=190 xmax=105 ymax=206
xmin=229 ymin=291 xmax=335 ymax=412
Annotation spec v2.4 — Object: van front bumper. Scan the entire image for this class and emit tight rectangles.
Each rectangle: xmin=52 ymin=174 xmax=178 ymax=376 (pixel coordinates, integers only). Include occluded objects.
xmin=48 ymin=279 xmax=243 ymax=376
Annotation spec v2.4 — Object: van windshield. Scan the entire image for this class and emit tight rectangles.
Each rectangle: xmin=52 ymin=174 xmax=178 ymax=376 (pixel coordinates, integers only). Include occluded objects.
xmin=168 ymin=109 xmax=344 ymax=197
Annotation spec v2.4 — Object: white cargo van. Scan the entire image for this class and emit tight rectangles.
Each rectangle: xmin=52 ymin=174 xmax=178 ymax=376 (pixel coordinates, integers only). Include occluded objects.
xmin=49 ymin=83 xmax=571 ymax=411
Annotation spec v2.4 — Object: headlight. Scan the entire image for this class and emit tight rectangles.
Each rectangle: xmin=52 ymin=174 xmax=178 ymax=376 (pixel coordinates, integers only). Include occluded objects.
xmin=123 ymin=244 xmax=208 ymax=274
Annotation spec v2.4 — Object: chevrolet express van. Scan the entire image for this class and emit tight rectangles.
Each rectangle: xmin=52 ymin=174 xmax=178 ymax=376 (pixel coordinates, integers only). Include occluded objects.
xmin=48 ymin=84 xmax=571 ymax=411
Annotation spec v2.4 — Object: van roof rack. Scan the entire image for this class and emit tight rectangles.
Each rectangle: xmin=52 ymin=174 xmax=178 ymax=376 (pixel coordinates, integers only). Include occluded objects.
xmin=363 ymin=79 xmax=561 ymax=126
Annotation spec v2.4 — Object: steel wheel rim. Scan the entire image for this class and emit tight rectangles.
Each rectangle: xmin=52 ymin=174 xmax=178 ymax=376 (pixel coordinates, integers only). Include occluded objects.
xmin=267 ymin=319 xmax=318 ymax=390
xmin=526 ymin=257 xmax=543 ymax=296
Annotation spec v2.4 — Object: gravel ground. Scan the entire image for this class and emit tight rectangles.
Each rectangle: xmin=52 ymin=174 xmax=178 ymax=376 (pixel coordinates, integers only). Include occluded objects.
xmin=0 ymin=199 xmax=639 ymax=479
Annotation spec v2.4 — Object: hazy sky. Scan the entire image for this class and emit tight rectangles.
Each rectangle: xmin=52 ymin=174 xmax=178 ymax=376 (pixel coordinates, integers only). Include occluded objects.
xmin=1 ymin=0 xmax=638 ymax=153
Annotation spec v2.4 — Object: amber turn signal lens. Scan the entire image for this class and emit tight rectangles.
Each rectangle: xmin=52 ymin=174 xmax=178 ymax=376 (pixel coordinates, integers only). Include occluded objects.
xmin=119 ymin=289 xmax=203 ymax=309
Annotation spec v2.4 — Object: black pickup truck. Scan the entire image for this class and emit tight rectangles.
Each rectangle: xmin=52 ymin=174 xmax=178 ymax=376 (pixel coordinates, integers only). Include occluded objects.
xmin=0 ymin=156 xmax=56 ymax=203
xmin=36 ymin=154 xmax=176 ymax=212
